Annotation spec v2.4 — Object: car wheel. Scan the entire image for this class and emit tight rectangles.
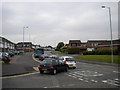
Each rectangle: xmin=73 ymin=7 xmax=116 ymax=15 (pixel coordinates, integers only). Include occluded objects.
xmin=40 ymin=70 xmax=44 ymax=74
xmin=73 ymin=67 xmax=76 ymax=69
xmin=65 ymin=67 xmax=68 ymax=72
xmin=51 ymin=69 xmax=57 ymax=75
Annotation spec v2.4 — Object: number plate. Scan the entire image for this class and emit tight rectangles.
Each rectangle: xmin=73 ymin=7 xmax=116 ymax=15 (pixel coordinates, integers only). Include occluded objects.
xmin=69 ymin=64 xmax=73 ymax=66
xmin=42 ymin=69 xmax=47 ymax=70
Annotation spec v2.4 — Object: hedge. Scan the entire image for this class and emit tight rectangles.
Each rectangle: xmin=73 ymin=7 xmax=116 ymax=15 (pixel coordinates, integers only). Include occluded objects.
xmin=83 ymin=49 xmax=119 ymax=55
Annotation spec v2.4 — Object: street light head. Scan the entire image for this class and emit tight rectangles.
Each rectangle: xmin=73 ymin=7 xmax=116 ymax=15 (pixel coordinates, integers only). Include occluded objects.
xmin=101 ymin=6 xmax=106 ymax=9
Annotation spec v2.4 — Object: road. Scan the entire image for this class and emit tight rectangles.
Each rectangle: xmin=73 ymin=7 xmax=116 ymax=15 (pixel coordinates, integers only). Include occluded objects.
xmin=2 ymin=51 xmax=120 ymax=88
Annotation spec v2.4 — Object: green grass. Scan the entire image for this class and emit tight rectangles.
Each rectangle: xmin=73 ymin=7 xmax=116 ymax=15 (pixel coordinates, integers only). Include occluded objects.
xmin=53 ymin=51 xmax=64 ymax=54
xmin=75 ymin=55 xmax=120 ymax=64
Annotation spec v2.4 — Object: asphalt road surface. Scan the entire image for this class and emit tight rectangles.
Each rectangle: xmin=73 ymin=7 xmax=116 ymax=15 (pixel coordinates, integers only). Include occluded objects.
xmin=2 ymin=51 xmax=120 ymax=88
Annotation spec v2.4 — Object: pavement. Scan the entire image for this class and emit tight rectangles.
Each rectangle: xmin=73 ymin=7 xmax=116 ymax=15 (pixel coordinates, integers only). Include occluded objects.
xmin=1 ymin=53 xmax=37 ymax=77
xmin=1 ymin=52 xmax=119 ymax=77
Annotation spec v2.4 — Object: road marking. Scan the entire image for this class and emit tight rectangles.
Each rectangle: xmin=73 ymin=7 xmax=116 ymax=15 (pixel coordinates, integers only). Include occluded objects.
xmin=33 ymin=67 xmax=39 ymax=71
xmin=66 ymin=70 xmax=100 ymax=83
xmin=43 ymin=87 xmax=48 ymax=88
xmin=113 ymin=71 xmax=120 ymax=73
xmin=0 ymin=72 xmax=39 ymax=79
xmin=102 ymin=79 xmax=120 ymax=87
xmin=32 ymin=54 xmax=41 ymax=63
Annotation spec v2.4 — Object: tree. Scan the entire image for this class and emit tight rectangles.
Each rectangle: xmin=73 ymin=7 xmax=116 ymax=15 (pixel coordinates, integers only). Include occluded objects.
xmin=47 ymin=45 xmax=53 ymax=49
xmin=56 ymin=42 xmax=64 ymax=51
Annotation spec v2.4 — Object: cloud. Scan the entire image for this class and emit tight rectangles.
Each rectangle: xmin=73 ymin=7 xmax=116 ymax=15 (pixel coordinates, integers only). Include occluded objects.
xmin=2 ymin=2 xmax=118 ymax=46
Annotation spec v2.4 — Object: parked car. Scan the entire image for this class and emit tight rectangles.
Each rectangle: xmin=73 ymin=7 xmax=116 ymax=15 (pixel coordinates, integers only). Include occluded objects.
xmin=38 ymin=58 xmax=68 ymax=75
xmin=1 ymin=52 xmax=10 ymax=63
xmin=14 ymin=51 xmax=20 ymax=55
xmin=8 ymin=52 xmax=14 ymax=57
xmin=39 ymin=54 xmax=49 ymax=61
xmin=2 ymin=52 xmax=9 ymax=57
xmin=0 ymin=52 xmax=2 ymax=61
xmin=59 ymin=56 xmax=76 ymax=69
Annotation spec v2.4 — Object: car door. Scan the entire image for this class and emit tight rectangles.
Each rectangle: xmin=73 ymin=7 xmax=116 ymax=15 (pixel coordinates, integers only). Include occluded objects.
xmin=58 ymin=60 xmax=66 ymax=71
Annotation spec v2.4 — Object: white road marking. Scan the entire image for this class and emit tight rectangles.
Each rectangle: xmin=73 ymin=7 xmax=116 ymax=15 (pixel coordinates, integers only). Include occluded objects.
xmin=67 ymin=70 xmax=100 ymax=83
xmin=43 ymin=87 xmax=48 ymax=88
xmin=102 ymin=79 xmax=120 ymax=87
xmin=115 ymin=78 xmax=119 ymax=80
xmin=113 ymin=71 xmax=120 ymax=73
xmin=98 ymin=74 xmax=103 ymax=76
xmin=78 ymin=78 xmax=83 ymax=81
xmin=102 ymin=80 xmax=108 ymax=83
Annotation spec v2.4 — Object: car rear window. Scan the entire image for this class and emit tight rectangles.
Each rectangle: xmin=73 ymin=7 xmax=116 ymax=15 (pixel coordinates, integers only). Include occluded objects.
xmin=41 ymin=60 xmax=58 ymax=65
xmin=66 ymin=58 xmax=75 ymax=61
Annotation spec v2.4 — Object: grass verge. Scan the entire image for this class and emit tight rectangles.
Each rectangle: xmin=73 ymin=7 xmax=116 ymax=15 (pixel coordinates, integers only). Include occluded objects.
xmin=52 ymin=51 xmax=64 ymax=54
xmin=75 ymin=55 xmax=120 ymax=64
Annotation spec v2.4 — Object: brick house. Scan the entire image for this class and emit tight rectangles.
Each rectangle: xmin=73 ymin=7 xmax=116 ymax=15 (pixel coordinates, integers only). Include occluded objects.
xmin=16 ymin=42 xmax=33 ymax=51
xmin=68 ymin=40 xmax=81 ymax=47
xmin=97 ymin=39 xmax=120 ymax=50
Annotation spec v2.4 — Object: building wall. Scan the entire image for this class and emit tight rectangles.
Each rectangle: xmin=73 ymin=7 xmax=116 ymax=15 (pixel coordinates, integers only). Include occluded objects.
xmin=97 ymin=45 xmax=119 ymax=50
xmin=0 ymin=36 xmax=15 ymax=52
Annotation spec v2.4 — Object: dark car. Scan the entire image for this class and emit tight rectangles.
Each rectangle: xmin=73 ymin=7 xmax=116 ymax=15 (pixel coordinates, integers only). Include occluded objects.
xmin=2 ymin=52 xmax=10 ymax=63
xmin=39 ymin=54 xmax=49 ymax=61
xmin=38 ymin=58 xmax=68 ymax=75
xmin=8 ymin=52 xmax=14 ymax=57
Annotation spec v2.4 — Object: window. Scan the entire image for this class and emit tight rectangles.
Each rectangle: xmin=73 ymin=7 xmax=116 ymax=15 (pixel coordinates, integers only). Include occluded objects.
xmin=52 ymin=60 xmax=58 ymax=65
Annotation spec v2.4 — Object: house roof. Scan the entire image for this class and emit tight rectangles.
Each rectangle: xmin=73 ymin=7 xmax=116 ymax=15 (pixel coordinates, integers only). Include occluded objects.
xmin=69 ymin=40 xmax=81 ymax=43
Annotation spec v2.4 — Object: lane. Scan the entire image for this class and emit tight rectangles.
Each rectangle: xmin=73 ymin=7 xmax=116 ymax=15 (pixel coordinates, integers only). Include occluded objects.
xmin=2 ymin=51 xmax=119 ymax=88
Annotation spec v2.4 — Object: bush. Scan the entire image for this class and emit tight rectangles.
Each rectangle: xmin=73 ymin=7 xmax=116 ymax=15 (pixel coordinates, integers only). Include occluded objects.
xmin=67 ymin=48 xmax=80 ymax=54
xmin=83 ymin=49 xmax=119 ymax=55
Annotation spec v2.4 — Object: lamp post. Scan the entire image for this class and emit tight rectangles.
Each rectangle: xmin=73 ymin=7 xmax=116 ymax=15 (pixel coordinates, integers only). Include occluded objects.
xmin=23 ymin=26 xmax=28 ymax=52
xmin=101 ymin=6 xmax=114 ymax=63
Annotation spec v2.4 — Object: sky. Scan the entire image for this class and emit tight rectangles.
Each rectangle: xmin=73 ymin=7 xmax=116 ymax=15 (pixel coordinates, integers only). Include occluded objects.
xmin=1 ymin=0 xmax=119 ymax=47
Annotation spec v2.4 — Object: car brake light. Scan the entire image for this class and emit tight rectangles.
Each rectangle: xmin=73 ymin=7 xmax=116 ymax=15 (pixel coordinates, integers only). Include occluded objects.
xmin=64 ymin=60 xmax=66 ymax=63
xmin=50 ymin=66 xmax=54 ymax=68
xmin=38 ymin=65 xmax=42 ymax=67
xmin=74 ymin=61 xmax=77 ymax=63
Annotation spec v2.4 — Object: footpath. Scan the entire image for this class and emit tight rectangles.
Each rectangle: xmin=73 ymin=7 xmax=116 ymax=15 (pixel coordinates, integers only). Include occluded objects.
xmin=1 ymin=53 xmax=38 ymax=77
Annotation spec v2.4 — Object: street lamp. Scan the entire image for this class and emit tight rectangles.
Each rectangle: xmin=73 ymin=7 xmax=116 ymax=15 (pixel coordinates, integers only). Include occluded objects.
xmin=23 ymin=26 xmax=28 ymax=52
xmin=101 ymin=6 xmax=113 ymax=63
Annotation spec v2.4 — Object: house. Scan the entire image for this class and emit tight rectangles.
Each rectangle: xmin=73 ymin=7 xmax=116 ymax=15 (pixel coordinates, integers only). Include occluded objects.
xmin=97 ymin=39 xmax=120 ymax=50
xmin=16 ymin=42 xmax=33 ymax=51
xmin=0 ymin=36 xmax=15 ymax=52
xmin=68 ymin=40 xmax=81 ymax=47
xmin=65 ymin=39 xmax=119 ymax=54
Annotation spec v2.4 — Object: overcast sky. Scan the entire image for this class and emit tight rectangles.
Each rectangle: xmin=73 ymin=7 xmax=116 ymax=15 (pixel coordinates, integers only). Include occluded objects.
xmin=1 ymin=1 xmax=119 ymax=47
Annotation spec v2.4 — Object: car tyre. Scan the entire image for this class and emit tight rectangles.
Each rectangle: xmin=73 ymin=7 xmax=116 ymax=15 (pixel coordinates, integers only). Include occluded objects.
xmin=40 ymin=70 xmax=44 ymax=74
xmin=73 ymin=67 xmax=76 ymax=69
xmin=65 ymin=67 xmax=68 ymax=72
xmin=51 ymin=69 xmax=57 ymax=75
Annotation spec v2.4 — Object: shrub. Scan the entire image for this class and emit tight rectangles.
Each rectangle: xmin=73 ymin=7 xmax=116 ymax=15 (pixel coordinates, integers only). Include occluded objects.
xmin=67 ymin=48 xmax=80 ymax=54
xmin=83 ymin=49 xmax=119 ymax=55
